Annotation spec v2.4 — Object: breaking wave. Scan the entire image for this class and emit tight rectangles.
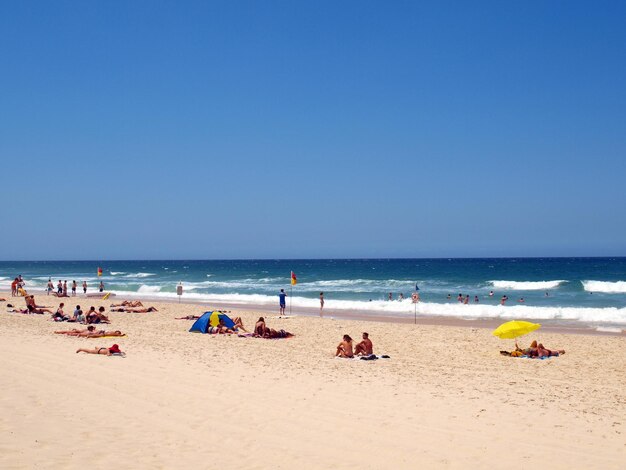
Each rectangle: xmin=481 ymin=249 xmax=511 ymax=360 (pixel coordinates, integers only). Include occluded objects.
xmin=582 ymin=281 xmax=626 ymax=294
xmin=103 ymin=289 xmax=626 ymax=324
xmin=489 ymin=280 xmax=565 ymax=290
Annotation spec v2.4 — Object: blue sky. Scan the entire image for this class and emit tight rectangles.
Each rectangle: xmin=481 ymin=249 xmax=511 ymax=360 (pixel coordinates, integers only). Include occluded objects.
xmin=1 ymin=1 xmax=625 ymax=260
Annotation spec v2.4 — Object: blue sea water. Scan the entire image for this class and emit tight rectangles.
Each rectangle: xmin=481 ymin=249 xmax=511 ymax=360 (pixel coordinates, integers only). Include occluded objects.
xmin=1 ymin=258 xmax=625 ymax=326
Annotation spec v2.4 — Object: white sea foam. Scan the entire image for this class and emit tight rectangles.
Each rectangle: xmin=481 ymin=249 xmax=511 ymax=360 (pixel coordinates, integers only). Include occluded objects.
xmin=489 ymin=280 xmax=565 ymax=290
xmin=595 ymin=326 xmax=623 ymax=333
xmin=110 ymin=272 xmax=126 ymax=275
xmin=105 ymin=289 xmax=626 ymax=324
xmin=123 ymin=272 xmax=156 ymax=278
xmin=582 ymin=280 xmax=626 ymax=294
xmin=137 ymin=285 xmax=162 ymax=293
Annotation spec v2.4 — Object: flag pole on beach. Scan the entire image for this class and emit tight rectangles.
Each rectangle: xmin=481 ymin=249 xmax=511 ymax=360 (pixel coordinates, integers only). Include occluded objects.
xmin=413 ymin=282 xmax=420 ymax=325
xmin=290 ymin=271 xmax=297 ymax=315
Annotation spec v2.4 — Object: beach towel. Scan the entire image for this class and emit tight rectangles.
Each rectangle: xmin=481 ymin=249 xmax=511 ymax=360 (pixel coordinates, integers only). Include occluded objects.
xmin=335 ymin=355 xmax=391 ymax=361
xmin=500 ymin=351 xmax=555 ymax=360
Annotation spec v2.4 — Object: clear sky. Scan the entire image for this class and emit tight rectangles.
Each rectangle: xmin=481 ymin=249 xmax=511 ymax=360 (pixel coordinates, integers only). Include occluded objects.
xmin=1 ymin=1 xmax=625 ymax=260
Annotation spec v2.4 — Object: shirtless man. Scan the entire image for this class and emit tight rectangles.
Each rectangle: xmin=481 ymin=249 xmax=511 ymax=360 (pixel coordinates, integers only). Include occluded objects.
xmin=354 ymin=332 xmax=373 ymax=356
xmin=336 ymin=334 xmax=354 ymax=358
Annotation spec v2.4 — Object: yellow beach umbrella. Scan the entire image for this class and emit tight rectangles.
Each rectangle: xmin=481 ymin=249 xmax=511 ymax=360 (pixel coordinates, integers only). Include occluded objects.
xmin=492 ymin=320 xmax=541 ymax=339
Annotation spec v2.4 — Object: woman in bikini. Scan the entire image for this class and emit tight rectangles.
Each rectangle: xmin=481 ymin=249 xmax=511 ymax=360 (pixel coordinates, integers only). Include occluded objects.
xmin=76 ymin=344 xmax=124 ymax=356
xmin=336 ymin=334 xmax=354 ymax=358
xmin=254 ymin=317 xmax=267 ymax=336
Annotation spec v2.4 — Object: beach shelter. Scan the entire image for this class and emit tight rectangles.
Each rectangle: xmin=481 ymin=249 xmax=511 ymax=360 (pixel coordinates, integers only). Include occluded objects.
xmin=189 ymin=311 xmax=236 ymax=333
xmin=209 ymin=311 xmax=236 ymax=329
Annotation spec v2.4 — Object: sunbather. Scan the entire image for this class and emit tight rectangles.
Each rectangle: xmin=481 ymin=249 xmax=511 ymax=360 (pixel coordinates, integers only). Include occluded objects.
xmin=354 ymin=332 xmax=373 ymax=356
xmin=264 ymin=328 xmax=294 ymax=339
xmin=535 ymin=343 xmax=565 ymax=357
xmin=336 ymin=334 xmax=354 ymax=358
xmin=230 ymin=316 xmax=247 ymax=332
xmin=502 ymin=340 xmax=564 ymax=358
xmin=27 ymin=304 xmax=53 ymax=314
xmin=110 ymin=306 xmax=157 ymax=313
xmin=217 ymin=318 xmax=236 ymax=334
xmin=76 ymin=344 xmax=124 ymax=356
xmin=254 ymin=317 xmax=267 ymax=336
xmin=111 ymin=300 xmax=144 ymax=308
xmin=25 ymin=295 xmax=51 ymax=311
xmin=175 ymin=315 xmax=202 ymax=320
xmin=56 ymin=326 xmax=97 ymax=335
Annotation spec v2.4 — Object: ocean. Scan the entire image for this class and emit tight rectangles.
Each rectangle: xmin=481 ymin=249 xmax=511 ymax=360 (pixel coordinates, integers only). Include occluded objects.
xmin=1 ymin=258 xmax=625 ymax=327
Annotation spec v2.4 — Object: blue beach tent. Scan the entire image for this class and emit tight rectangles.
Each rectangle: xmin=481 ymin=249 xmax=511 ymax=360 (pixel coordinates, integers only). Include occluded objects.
xmin=189 ymin=311 xmax=236 ymax=333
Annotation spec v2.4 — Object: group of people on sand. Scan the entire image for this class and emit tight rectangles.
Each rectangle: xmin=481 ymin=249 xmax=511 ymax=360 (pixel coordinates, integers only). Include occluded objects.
xmin=336 ymin=332 xmax=374 ymax=358
xmin=50 ymin=304 xmax=110 ymax=324
xmin=501 ymin=340 xmax=565 ymax=358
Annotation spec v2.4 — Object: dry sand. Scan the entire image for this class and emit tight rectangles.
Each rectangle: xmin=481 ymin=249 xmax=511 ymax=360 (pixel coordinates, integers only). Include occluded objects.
xmin=1 ymin=292 xmax=625 ymax=469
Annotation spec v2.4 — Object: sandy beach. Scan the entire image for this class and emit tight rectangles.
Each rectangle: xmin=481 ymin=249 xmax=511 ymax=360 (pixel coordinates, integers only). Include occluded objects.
xmin=1 ymin=292 xmax=625 ymax=469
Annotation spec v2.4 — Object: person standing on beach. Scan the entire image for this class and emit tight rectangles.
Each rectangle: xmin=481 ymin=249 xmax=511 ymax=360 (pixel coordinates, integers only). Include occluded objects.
xmin=47 ymin=279 xmax=54 ymax=296
xmin=57 ymin=280 xmax=63 ymax=295
xmin=82 ymin=281 xmax=87 ymax=294
xmin=71 ymin=280 xmax=77 ymax=296
xmin=63 ymin=281 xmax=68 ymax=297
xmin=278 ymin=289 xmax=287 ymax=315
xmin=99 ymin=281 xmax=105 ymax=293
xmin=11 ymin=278 xmax=18 ymax=297
xmin=320 ymin=292 xmax=324 ymax=313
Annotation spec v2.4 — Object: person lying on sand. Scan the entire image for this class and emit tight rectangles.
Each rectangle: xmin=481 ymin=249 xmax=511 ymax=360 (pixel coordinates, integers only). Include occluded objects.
xmin=55 ymin=326 xmax=124 ymax=337
xmin=534 ymin=342 xmax=565 ymax=358
xmin=336 ymin=334 xmax=354 ymax=358
xmin=175 ymin=315 xmax=202 ymax=320
xmin=217 ymin=318 xmax=236 ymax=334
xmin=502 ymin=340 xmax=565 ymax=358
xmin=27 ymin=303 xmax=53 ymax=314
xmin=25 ymin=295 xmax=52 ymax=311
xmin=111 ymin=300 xmax=144 ymax=308
xmin=110 ymin=306 xmax=157 ymax=313
xmin=76 ymin=344 xmax=124 ymax=356
xmin=230 ymin=316 xmax=247 ymax=332
xmin=354 ymin=332 xmax=373 ymax=356
xmin=263 ymin=328 xmax=294 ymax=339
